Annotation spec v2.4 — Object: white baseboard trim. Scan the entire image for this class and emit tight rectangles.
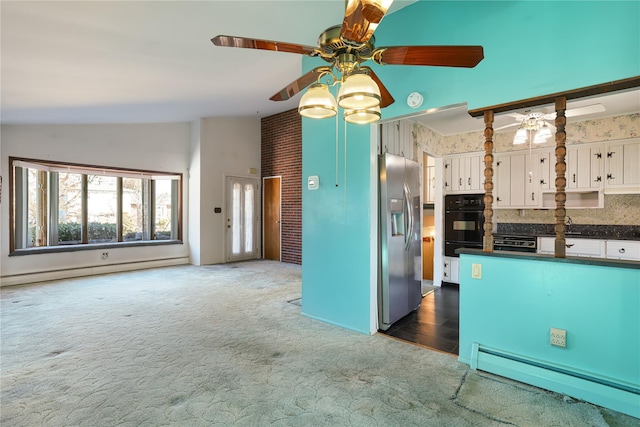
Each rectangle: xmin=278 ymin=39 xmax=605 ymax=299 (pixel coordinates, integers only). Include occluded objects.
xmin=0 ymin=257 xmax=190 ymax=287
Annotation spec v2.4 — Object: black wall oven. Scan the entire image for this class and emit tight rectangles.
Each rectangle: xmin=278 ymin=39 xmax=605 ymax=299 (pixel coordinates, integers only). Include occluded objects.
xmin=444 ymin=194 xmax=485 ymax=257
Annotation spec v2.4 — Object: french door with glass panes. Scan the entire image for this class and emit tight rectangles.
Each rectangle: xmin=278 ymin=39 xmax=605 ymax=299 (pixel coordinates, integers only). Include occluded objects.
xmin=226 ymin=177 xmax=259 ymax=261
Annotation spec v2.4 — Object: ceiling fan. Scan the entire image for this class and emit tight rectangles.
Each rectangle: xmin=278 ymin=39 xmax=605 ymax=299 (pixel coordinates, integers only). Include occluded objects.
xmin=496 ymin=104 xmax=607 ymax=131
xmin=211 ymin=0 xmax=484 ymax=120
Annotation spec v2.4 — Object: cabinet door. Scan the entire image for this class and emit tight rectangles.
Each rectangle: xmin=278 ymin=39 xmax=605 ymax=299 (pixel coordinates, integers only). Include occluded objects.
xmin=399 ymin=120 xmax=413 ymax=160
xmin=443 ymin=256 xmax=452 ymax=281
xmin=469 ymin=154 xmax=483 ymax=191
xmin=450 ymin=258 xmax=460 ymax=284
xmin=606 ymin=140 xmax=640 ymax=188
xmin=509 ymin=153 xmax=526 ymax=207
xmin=606 ymin=240 xmax=640 ymax=261
xmin=568 ymin=145 xmax=603 ymax=190
xmin=539 ymin=149 xmax=553 ymax=190
xmin=450 ymin=157 xmax=461 ymax=192
xmin=495 ymin=155 xmax=511 ymax=207
xmin=444 ymin=158 xmax=453 ymax=192
xmin=525 ymin=153 xmax=540 ymax=206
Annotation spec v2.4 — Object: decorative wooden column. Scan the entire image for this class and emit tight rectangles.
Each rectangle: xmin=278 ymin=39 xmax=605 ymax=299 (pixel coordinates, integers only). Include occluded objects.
xmin=554 ymin=97 xmax=567 ymax=258
xmin=482 ymin=110 xmax=495 ymax=252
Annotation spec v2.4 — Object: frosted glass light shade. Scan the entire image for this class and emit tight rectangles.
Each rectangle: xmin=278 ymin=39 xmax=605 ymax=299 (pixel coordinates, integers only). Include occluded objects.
xmin=298 ymin=83 xmax=337 ymax=119
xmin=513 ymin=127 xmax=528 ymax=145
xmin=344 ymin=106 xmax=381 ymax=124
xmin=337 ymin=73 xmax=381 ymax=110
xmin=535 ymin=123 xmax=552 ymax=142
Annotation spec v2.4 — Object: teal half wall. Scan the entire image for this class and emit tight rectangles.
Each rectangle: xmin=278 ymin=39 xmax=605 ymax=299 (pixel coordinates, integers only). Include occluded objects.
xmin=458 ymin=252 xmax=640 ymax=417
xmin=300 ymin=1 xmax=640 ymax=334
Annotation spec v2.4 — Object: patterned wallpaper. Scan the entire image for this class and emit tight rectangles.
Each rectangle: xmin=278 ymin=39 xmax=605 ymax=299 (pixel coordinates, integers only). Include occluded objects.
xmin=415 ymin=113 xmax=640 ymax=225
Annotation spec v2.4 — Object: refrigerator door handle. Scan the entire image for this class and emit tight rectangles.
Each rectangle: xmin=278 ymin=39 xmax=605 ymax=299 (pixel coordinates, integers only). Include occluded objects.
xmin=404 ymin=183 xmax=413 ymax=251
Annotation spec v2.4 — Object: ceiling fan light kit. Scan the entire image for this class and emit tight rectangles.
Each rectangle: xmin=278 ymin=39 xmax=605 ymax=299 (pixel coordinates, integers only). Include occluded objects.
xmin=211 ymin=0 xmax=484 ymax=125
xmin=512 ymin=113 xmax=553 ymax=146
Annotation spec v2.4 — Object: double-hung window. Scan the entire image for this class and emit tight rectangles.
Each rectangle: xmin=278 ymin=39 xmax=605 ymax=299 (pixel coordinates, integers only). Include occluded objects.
xmin=10 ymin=157 xmax=181 ymax=254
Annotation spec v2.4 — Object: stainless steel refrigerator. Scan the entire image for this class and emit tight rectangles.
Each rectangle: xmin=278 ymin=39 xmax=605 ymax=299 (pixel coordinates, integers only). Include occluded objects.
xmin=378 ymin=153 xmax=422 ymax=331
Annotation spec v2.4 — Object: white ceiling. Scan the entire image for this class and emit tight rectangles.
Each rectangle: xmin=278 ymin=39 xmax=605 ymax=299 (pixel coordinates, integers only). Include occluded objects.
xmin=407 ymin=89 xmax=640 ymax=136
xmin=2 ymin=1 xmax=637 ymax=132
xmin=0 ymin=0 xmax=414 ymax=125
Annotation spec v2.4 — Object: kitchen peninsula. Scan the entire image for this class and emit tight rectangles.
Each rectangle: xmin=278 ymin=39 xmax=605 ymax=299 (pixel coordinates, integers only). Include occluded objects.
xmin=457 ymin=248 xmax=640 ymax=418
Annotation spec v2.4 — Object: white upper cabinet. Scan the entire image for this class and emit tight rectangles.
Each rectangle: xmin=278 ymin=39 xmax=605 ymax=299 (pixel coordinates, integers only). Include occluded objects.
xmin=567 ymin=143 xmax=604 ymax=191
xmin=443 ymin=152 xmax=483 ymax=194
xmin=379 ymin=120 xmax=414 ymax=161
xmin=605 ymin=138 xmax=640 ymax=192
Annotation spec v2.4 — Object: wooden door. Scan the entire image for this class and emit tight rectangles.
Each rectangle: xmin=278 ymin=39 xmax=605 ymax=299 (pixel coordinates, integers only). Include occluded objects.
xmin=263 ymin=177 xmax=281 ymax=261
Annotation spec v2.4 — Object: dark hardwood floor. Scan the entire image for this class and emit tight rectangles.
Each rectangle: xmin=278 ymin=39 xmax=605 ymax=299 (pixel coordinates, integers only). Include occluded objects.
xmin=380 ymin=284 xmax=460 ymax=355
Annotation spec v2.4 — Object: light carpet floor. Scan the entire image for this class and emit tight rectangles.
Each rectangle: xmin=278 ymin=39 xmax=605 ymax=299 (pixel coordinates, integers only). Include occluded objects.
xmin=1 ymin=261 xmax=637 ymax=426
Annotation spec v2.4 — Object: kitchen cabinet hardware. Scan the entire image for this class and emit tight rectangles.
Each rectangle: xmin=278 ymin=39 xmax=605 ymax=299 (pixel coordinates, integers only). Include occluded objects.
xmin=540 ymin=179 xmax=546 ymax=185
xmin=619 ymin=248 xmax=626 ymax=253
xmin=594 ymin=176 xmax=602 ymax=182
xmin=459 ymin=178 xmax=463 ymax=186
xmin=607 ymin=173 xmax=615 ymax=180
xmin=468 ymin=177 xmax=471 ymax=185
xmin=607 ymin=151 xmax=615 ymax=158
xmin=531 ymin=192 xmax=535 ymax=201
xmin=566 ymin=243 xmax=575 ymax=248
xmin=595 ymin=152 xmax=602 ymax=159
xmin=573 ymin=173 xmax=576 ymax=183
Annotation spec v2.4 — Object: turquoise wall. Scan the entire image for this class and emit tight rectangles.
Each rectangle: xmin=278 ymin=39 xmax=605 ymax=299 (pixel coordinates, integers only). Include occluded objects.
xmin=301 ymin=117 xmax=374 ymax=333
xmin=458 ymin=253 xmax=640 ymax=416
xmin=300 ymin=1 xmax=640 ymax=333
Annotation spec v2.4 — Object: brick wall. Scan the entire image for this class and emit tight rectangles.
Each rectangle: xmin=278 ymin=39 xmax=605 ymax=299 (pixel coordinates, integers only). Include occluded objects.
xmin=261 ymin=109 xmax=302 ymax=265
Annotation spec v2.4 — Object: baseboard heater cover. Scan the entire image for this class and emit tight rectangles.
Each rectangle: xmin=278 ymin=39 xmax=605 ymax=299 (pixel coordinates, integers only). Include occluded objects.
xmin=470 ymin=342 xmax=640 ymax=418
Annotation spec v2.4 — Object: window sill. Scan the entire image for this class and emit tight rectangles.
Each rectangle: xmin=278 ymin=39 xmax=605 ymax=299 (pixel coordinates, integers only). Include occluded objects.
xmin=9 ymin=240 xmax=183 ymax=256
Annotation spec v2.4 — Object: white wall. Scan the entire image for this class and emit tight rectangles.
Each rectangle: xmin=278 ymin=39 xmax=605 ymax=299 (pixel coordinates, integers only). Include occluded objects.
xmin=191 ymin=117 xmax=261 ymax=265
xmin=0 ymin=123 xmax=191 ymax=285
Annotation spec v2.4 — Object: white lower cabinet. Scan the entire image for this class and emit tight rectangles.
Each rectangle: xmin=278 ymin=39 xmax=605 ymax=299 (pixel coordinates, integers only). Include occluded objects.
xmin=538 ymin=237 xmax=606 ymax=258
xmin=443 ymin=256 xmax=460 ymax=284
xmin=605 ymin=240 xmax=640 ymax=261
xmin=537 ymin=237 xmax=640 ymax=260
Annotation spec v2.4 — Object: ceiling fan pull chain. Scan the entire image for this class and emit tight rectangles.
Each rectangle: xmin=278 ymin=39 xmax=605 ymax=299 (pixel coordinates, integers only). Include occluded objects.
xmin=336 ymin=103 xmax=340 ymax=187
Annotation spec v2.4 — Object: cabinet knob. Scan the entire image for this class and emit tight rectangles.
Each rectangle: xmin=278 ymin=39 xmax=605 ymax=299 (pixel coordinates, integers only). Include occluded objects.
xmin=594 ymin=176 xmax=602 ymax=182
xmin=607 ymin=151 xmax=615 ymax=158
xmin=566 ymin=243 xmax=575 ymax=248
xmin=619 ymin=248 xmax=626 ymax=253
xmin=607 ymin=173 xmax=614 ymax=180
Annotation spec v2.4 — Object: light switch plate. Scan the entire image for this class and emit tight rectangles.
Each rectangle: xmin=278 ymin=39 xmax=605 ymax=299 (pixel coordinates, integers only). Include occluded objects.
xmin=471 ymin=263 xmax=482 ymax=279
xmin=308 ymin=175 xmax=319 ymax=190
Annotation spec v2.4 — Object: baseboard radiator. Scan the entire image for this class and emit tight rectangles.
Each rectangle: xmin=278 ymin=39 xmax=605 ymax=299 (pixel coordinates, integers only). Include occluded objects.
xmin=470 ymin=343 xmax=640 ymax=419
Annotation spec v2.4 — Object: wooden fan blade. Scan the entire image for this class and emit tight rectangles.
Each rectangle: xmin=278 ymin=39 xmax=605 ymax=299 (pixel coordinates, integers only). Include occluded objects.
xmin=364 ymin=68 xmax=395 ymax=108
xmin=372 ymin=45 xmax=484 ymax=68
xmin=211 ymin=35 xmax=318 ymax=56
xmin=341 ymin=0 xmax=393 ymax=44
xmin=270 ymin=68 xmax=328 ymax=102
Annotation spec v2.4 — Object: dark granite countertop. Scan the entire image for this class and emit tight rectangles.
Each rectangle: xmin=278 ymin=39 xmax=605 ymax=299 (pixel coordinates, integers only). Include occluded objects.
xmin=496 ymin=223 xmax=640 ymax=241
xmin=457 ymin=248 xmax=640 ymax=270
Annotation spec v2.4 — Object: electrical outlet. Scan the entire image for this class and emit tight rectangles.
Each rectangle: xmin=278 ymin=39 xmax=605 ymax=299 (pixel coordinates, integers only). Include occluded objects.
xmin=550 ymin=328 xmax=566 ymax=348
